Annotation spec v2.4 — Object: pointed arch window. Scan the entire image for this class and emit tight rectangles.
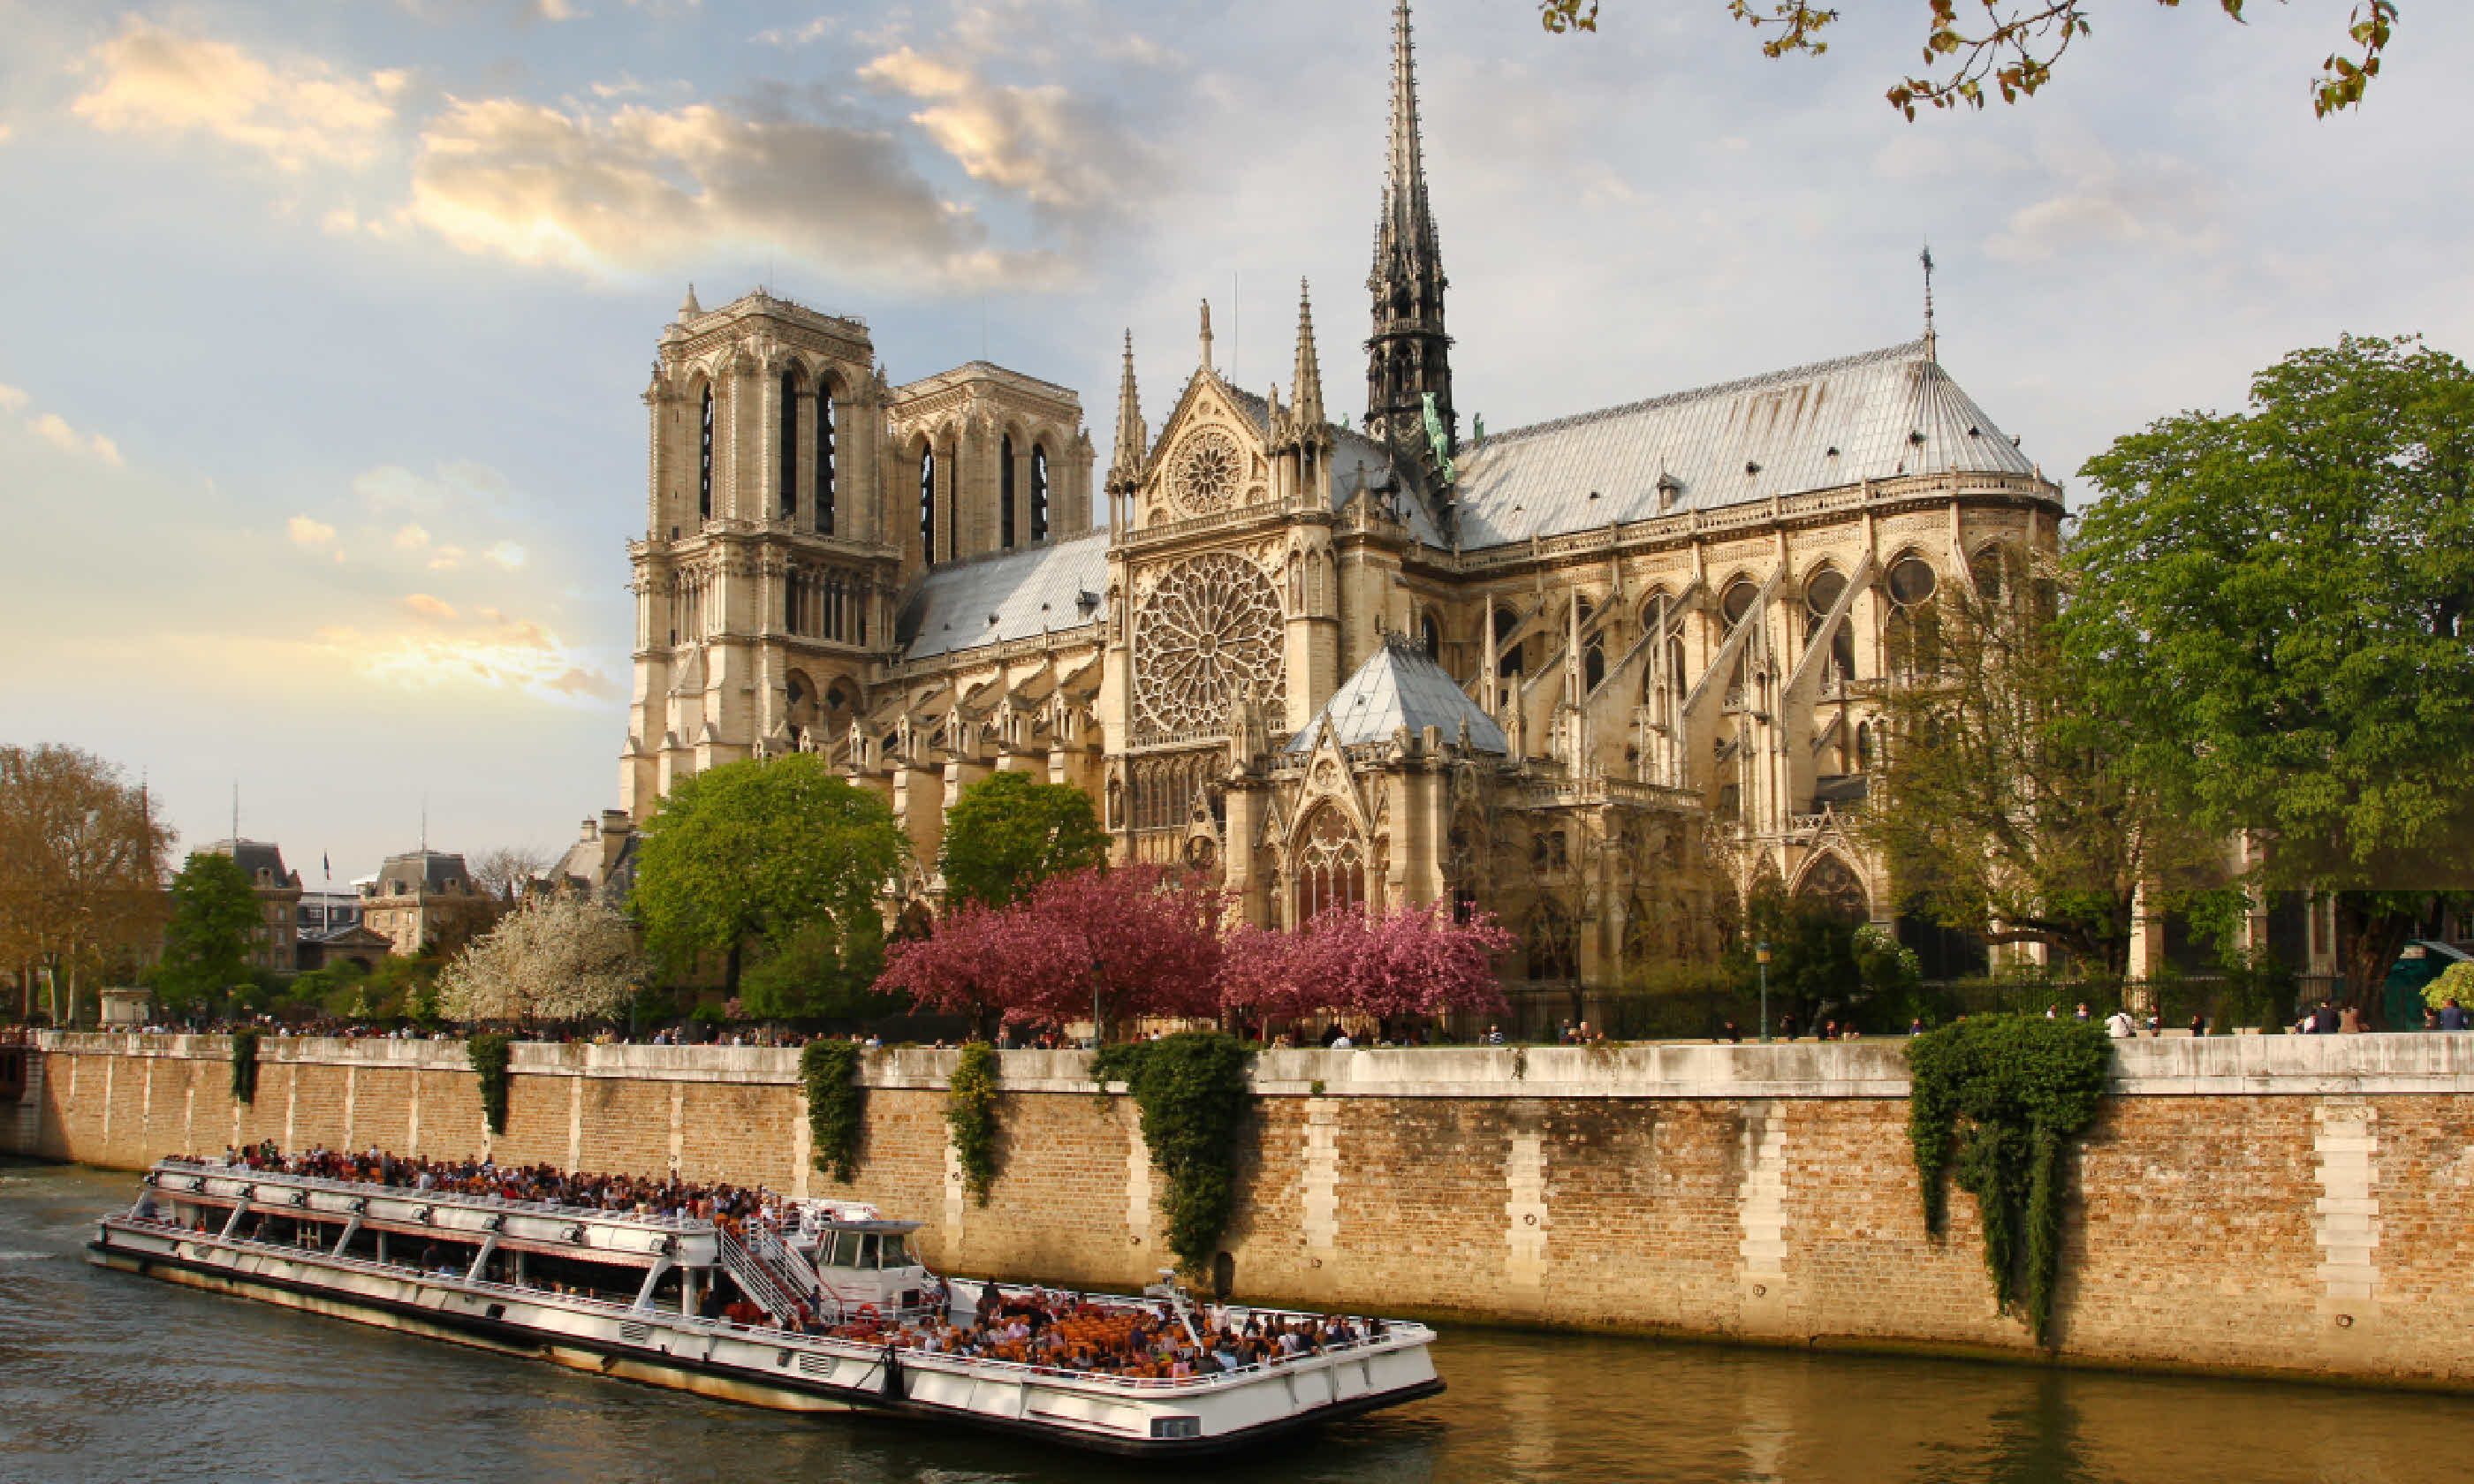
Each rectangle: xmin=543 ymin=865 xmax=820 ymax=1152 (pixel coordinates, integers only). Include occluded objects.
xmin=919 ymin=444 xmax=937 ymax=566
xmin=1001 ymin=435 xmax=1017 ymax=549
xmin=815 ymin=384 xmax=837 ymax=535
xmin=1804 ymin=566 xmax=1855 ymax=684
xmin=1031 ymin=443 xmax=1050 ymax=543
xmin=1420 ymin=612 xmax=1440 ymax=660
xmin=697 ymin=387 xmax=714 ymax=519
xmin=1884 ymin=555 xmax=1942 ymax=678
xmin=778 ymin=370 xmax=800 ymax=521
xmin=1494 ymin=606 xmax=1522 ymax=677
xmin=1294 ymin=804 xmax=1365 ymax=924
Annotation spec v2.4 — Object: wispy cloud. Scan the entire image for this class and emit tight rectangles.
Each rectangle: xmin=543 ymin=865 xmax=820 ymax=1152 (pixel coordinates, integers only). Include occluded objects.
xmin=405 ymin=91 xmax=1066 ymax=287
xmin=286 ymin=515 xmax=337 ymax=545
xmin=861 ymin=45 xmax=1142 ymax=214
xmin=72 ymin=19 xmax=403 ymax=170
xmin=0 ymin=383 xmax=123 ymax=465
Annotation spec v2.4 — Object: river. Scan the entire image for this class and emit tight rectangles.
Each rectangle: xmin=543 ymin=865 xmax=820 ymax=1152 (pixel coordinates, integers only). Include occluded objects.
xmin=3 ymin=1160 xmax=2464 ymax=1483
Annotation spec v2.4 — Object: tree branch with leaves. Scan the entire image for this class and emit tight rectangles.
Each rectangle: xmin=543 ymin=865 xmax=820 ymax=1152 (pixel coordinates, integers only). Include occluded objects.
xmin=1537 ymin=1 xmax=2399 ymax=118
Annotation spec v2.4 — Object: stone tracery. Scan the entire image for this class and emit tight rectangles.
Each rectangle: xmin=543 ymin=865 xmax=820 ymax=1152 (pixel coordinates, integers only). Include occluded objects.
xmin=1133 ymin=552 xmax=1286 ymax=741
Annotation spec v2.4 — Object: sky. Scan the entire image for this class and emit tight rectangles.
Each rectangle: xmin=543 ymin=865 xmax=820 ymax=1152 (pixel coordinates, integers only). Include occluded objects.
xmin=1 ymin=0 xmax=2467 ymax=885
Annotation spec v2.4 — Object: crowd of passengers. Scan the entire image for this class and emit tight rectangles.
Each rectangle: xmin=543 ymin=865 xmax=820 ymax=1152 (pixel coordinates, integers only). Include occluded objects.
xmin=204 ymin=1141 xmax=788 ymax=1232
xmin=188 ymin=1143 xmax=1388 ymax=1380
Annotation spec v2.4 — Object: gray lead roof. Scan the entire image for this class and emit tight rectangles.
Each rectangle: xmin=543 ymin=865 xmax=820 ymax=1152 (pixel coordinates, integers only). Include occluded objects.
xmin=1449 ymin=340 xmax=2037 ymax=549
xmin=897 ymin=531 xmax=1111 ymax=662
xmin=1287 ymin=636 xmax=1508 ymax=754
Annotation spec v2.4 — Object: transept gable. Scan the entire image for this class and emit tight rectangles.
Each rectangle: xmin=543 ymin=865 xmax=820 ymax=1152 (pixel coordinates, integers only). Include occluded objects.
xmin=1136 ymin=369 xmax=1275 ymax=530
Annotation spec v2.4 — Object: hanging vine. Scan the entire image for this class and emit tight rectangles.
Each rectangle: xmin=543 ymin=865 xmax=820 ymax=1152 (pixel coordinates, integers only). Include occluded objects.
xmin=1090 ymin=1032 xmax=1256 ymax=1277
xmin=467 ymin=1034 xmax=513 ymax=1136
xmin=229 ymin=1028 xmax=261 ymax=1106
xmin=802 ymin=1039 xmax=867 ymax=1184
xmin=1907 ymin=1014 xmax=2111 ymax=1343
xmin=945 ymin=1042 xmax=1001 ymax=1205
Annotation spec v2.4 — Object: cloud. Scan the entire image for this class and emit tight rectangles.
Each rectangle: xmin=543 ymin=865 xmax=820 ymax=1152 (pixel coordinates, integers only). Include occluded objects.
xmin=72 ymin=19 xmax=401 ymax=171
xmin=287 ymin=515 xmax=337 ymax=545
xmin=316 ymin=617 xmax=617 ymax=702
xmin=392 ymin=522 xmax=431 ymax=549
xmin=24 ymin=407 xmax=123 ymax=465
xmin=0 ymin=383 xmax=25 ymax=413
xmin=403 ymin=592 xmax=458 ymax=619
xmin=1984 ymin=135 xmax=2221 ymax=266
xmin=429 ymin=545 xmax=467 ymax=569
xmin=861 ymin=46 xmax=1138 ymax=213
xmin=484 ymin=541 xmax=527 ymax=569
xmin=405 ymin=92 xmax=1065 ymax=288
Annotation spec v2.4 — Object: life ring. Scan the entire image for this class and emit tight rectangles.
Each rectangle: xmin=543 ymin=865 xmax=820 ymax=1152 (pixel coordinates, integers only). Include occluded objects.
xmin=854 ymin=1304 xmax=879 ymax=1325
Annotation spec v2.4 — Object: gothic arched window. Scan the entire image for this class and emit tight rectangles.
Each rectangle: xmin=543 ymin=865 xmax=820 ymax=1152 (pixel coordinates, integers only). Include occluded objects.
xmin=1804 ymin=565 xmax=1855 ymax=683
xmin=1495 ymin=606 xmax=1522 ymax=677
xmin=1031 ymin=443 xmax=1051 ymax=543
xmin=1000 ymin=434 xmax=1017 ymax=549
xmin=1294 ymin=804 xmax=1365 ymax=924
xmin=1525 ymin=901 xmax=1577 ymax=980
xmin=1969 ymin=545 xmax=2007 ymax=602
xmin=919 ymin=444 xmax=937 ymax=566
xmin=1884 ymin=555 xmax=1942 ymax=678
xmin=1421 ymin=612 xmax=1440 ymax=660
xmin=1720 ymin=577 xmax=1758 ymax=631
xmin=778 ymin=369 xmax=800 ymax=521
xmin=816 ymin=384 xmax=837 ymax=535
xmin=697 ymin=386 xmax=714 ymax=520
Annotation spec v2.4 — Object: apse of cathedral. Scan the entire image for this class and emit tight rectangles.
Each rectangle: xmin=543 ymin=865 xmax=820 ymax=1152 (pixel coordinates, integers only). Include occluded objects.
xmin=618 ymin=0 xmax=2063 ymax=990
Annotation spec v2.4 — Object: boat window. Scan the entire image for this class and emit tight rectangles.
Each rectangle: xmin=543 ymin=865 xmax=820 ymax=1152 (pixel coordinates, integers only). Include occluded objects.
xmin=879 ymin=1233 xmax=910 ymax=1268
xmin=858 ymin=1233 xmax=881 ymax=1269
xmin=823 ymin=1230 xmax=859 ymax=1268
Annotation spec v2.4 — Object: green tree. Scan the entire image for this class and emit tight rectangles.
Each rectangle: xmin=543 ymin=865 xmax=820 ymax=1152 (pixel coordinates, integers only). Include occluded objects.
xmin=2069 ymin=335 xmax=2474 ymax=1021
xmin=1537 ymin=2 xmax=2396 ymax=119
xmin=156 ymin=852 xmax=260 ymax=1017
xmin=738 ymin=919 xmax=899 ymax=1021
xmin=1862 ymin=547 xmax=2229 ymax=985
xmin=937 ymin=770 xmax=1110 ymax=910
xmin=631 ymin=753 xmax=905 ymax=997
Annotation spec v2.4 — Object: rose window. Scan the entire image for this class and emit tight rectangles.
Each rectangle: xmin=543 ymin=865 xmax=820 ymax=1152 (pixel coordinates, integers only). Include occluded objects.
xmin=1170 ymin=428 xmax=1242 ymax=515
xmin=1133 ymin=552 xmax=1286 ymax=739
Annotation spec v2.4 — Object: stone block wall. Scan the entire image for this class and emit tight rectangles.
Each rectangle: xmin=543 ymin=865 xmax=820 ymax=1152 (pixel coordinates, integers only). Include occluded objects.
xmin=11 ymin=1032 xmax=2474 ymax=1389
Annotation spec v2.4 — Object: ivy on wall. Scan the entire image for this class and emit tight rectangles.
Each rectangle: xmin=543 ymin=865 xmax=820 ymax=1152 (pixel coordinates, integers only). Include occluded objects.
xmin=1907 ymin=1014 xmax=2111 ymax=1343
xmin=945 ymin=1042 xmax=1001 ymax=1206
xmin=468 ymin=1034 xmax=513 ymax=1136
xmin=229 ymin=1028 xmax=261 ymax=1106
xmin=802 ymin=1039 xmax=866 ymax=1183
xmin=1090 ymin=1032 xmax=1256 ymax=1278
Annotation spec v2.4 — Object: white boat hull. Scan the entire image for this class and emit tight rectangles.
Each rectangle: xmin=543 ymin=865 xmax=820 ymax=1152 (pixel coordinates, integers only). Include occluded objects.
xmin=87 ymin=1218 xmax=1443 ymax=1457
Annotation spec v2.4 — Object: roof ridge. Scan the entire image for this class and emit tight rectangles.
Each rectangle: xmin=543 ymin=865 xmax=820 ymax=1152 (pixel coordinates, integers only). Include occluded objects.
xmin=1472 ymin=338 xmax=1929 ymax=450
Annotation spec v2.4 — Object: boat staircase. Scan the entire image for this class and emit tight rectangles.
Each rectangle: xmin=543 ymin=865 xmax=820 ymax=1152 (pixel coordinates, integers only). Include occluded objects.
xmin=715 ymin=1229 xmax=811 ymax=1324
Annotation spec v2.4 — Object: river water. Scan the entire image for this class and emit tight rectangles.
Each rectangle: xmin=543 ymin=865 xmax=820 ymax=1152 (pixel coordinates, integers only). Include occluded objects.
xmin=3 ymin=1159 xmax=2464 ymax=1483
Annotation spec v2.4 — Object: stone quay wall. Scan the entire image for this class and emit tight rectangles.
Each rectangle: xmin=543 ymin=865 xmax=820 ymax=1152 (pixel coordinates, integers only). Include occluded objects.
xmin=11 ymin=1032 xmax=2474 ymax=1389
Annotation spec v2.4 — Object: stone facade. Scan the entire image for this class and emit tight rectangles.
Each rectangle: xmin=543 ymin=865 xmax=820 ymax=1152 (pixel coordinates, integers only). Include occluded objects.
xmin=615 ymin=3 xmax=2063 ymax=994
xmin=356 ymin=850 xmax=496 ymax=959
xmin=15 ymin=1031 xmax=2474 ymax=1389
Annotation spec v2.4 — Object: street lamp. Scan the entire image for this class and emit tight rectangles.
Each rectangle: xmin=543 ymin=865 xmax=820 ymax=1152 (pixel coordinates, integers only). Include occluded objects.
xmin=1756 ymin=941 xmax=1772 ymax=1044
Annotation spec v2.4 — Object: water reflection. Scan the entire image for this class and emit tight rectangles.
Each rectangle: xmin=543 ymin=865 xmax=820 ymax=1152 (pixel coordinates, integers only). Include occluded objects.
xmin=4 ymin=1161 xmax=2470 ymax=1483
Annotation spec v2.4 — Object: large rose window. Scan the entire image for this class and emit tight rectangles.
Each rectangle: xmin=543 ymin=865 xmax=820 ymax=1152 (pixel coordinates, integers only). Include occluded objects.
xmin=1170 ymin=428 xmax=1242 ymax=516
xmin=1133 ymin=552 xmax=1286 ymax=739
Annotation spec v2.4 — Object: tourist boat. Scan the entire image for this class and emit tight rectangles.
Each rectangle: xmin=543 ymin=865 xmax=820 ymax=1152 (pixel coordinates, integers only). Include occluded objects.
xmin=85 ymin=1158 xmax=1443 ymax=1456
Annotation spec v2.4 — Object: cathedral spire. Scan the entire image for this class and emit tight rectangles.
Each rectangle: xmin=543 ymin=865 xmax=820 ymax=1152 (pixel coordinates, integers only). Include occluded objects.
xmin=1292 ymin=279 xmax=1325 ymax=432
xmin=1365 ymin=0 xmax=1454 ymax=483
xmin=1108 ymin=329 xmax=1146 ymax=492
xmin=1198 ymin=299 xmax=1214 ymax=374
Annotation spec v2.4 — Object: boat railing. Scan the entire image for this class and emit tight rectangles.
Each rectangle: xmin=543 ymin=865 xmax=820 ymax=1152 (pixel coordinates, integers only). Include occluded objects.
xmin=155 ymin=1157 xmax=710 ymax=1233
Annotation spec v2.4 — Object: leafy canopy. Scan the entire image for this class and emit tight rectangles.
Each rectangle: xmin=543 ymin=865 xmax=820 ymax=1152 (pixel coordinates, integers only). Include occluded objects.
xmin=2068 ymin=334 xmax=2474 ymax=1009
xmin=632 ymin=753 xmax=905 ymax=985
xmin=1861 ymin=546 xmax=2229 ymax=982
xmin=938 ymin=770 xmax=1110 ymax=910
xmin=157 ymin=852 xmax=262 ymax=1012
xmin=1537 ymin=3 xmax=2397 ymax=120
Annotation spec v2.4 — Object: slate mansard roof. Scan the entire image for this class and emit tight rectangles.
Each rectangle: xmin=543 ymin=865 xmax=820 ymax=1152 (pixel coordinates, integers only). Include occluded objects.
xmin=1449 ymin=340 xmax=2038 ymax=549
xmin=205 ymin=839 xmax=295 ymax=887
xmin=897 ymin=530 xmax=1111 ymax=662
xmin=1288 ymin=636 xmax=1508 ymax=755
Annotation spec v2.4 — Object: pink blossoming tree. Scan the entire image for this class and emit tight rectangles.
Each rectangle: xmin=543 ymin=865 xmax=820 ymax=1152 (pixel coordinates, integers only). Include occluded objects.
xmin=1220 ymin=901 xmax=1514 ymax=1035
xmin=880 ymin=864 xmax=1226 ymax=1041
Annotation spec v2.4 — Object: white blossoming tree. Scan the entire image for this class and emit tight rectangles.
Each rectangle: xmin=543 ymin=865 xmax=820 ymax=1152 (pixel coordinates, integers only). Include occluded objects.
xmin=437 ymin=896 xmax=646 ymax=1027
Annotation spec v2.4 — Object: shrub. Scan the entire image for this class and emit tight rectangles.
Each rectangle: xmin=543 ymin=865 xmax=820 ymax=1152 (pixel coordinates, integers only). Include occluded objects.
xmin=801 ymin=1039 xmax=866 ymax=1183
xmin=945 ymin=1042 xmax=1001 ymax=1205
xmin=229 ymin=1028 xmax=261 ymax=1105
xmin=1090 ymin=1032 xmax=1255 ymax=1278
xmin=468 ymin=1033 xmax=513 ymax=1135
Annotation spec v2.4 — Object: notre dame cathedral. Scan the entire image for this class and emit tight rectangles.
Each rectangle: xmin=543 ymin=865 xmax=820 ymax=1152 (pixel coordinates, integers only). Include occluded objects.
xmin=614 ymin=1 xmax=2063 ymax=1005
